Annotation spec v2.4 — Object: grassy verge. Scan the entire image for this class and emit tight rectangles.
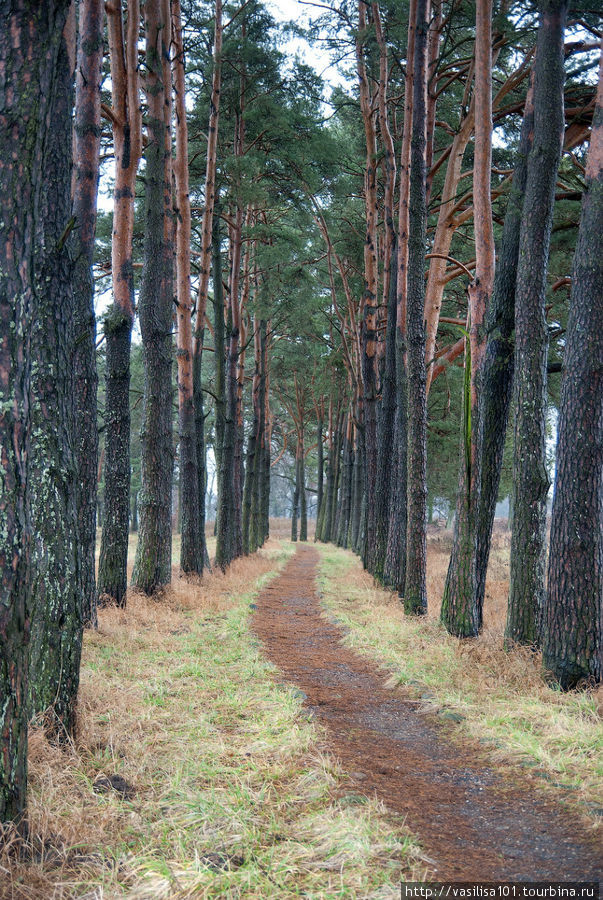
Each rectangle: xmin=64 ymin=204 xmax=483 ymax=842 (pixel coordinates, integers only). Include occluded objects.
xmin=316 ymin=542 xmax=603 ymax=825
xmin=4 ymin=540 xmax=425 ymax=899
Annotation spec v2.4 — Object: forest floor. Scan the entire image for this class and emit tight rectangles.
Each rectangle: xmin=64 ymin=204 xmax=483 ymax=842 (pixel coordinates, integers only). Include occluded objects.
xmin=254 ymin=544 xmax=602 ymax=881
xmin=2 ymin=524 xmax=601 ymax=897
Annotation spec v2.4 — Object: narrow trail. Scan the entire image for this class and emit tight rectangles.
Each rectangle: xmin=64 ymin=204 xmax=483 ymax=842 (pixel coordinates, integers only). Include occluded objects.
xmin=253 ymin=545 xmax=602 ymax=881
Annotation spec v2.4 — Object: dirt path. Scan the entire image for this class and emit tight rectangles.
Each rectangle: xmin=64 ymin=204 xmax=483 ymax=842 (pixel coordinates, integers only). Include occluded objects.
xmin=253 ymin=545 xmax=602 ymax=881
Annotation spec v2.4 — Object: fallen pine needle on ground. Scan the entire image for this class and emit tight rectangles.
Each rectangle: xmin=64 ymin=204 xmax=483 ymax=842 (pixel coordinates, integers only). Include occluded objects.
xmin=2 ymin=538 xmax=426 ymax=899
xmin=316 ymin=537 xmax=603 ymax=826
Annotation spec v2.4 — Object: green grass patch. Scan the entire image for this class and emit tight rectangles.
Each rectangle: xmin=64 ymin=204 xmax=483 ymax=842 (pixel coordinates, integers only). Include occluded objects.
xmin=13 ymin=541 xmax=425 ymax=898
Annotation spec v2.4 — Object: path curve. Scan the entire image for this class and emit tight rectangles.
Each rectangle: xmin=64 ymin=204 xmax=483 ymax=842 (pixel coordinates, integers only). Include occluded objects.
xmin=253 ymin=545 xmax=602 ymax=881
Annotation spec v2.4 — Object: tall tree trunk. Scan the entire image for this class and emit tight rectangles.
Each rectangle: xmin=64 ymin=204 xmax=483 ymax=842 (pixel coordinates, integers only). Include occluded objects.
xmin=212 ymin=208 xmax=226 ymax=499
xmin=131 ymin=0 xmax=174 ymax=594
xmin=441 ymin=0 xmax=495 ymax=637
xmin=404 ymin=0 xmax=429 ymax=615
xmin=291 ymin=446 xmax=300 ymax=542
xmin=216 ymin=199 xmax=243 ymax=568
xmin=72 ymin=0 xmax=102 ymax=628
xmin=250 ymin=321 xmax=267 ymax=552
xmin=173 ymin=0 xmax=201 ymax=575
xmin=473 ymin=71 xmax=536 ymax=615
xmin=193 ymin=328 xmax=209 ymax=569
xmin=98 ymin=0 xmax=142 ymax=607
xmin=299 ymin=447 xmax=308 ymax=542
xmin=356 ymin=1 xmax=379 ymax=569
xmin=385 ymin=0 xmax=415 ymax=593
xmin=373 ymin=244 xmax=398 ymax=581
xmin=507 ymin=0 xmax=567 ymax=645
xmin=336 ymin=415 xmax=354 ymax=548
xmin=351 ymin=403 xmax=365 ymax=554
xmin=315 ymin=414 xmax=324 ymax=540
xmin=0 ymin=0 xmax=77 ymax=822
xmin=25 ymin=2 xmax=82 ymax=737
xmin=543 ymin=53 xmax=603 ymax=688
xmin=243 ymin=319 xmax=261 ymax=554
xmin=194 ymin=0 xmax=222 ymax=390
xmin=261 ymin=370 xmax=271 ymax=543
xmin=194 ymin=0 xmax=222 ymax=552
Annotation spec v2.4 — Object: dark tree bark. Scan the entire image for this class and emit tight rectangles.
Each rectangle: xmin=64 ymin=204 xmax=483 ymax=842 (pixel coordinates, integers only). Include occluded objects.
xmin=72 ymin=0 xmax=103 ymax=628
xmin=211 ymin=207 xmax=226 ymax=503
xmin=508 ymin=0 xmax=567 ymax=645
xmin=299 ymin=448 xmax=308 ymax=542
xmin=404 ymin=0 xmax=429 ymax=615
xmin=315 ymin=416 xmax=324 ymax=541
xmin=193 ymin=328 xmax=209 ymax=570
xmin=373 ymin=244 xmax=398 ymax=581
xmin=384 ymin=323 xmax=408 ymax=593
xmin=98 ymin=310 xmax=132 ymax=605
xmin=291 ymin=449 xmax=300 ymax=542
xmin=441 ymin=0 xmax=495 ymax=638
xmin=25 ymin=2 xmax=83 ymax=737
xmin=98 ymin=0 xmax=142 ymax=607
xmin=337 ymin=417 xmax=354 ymax=548
xmin=0 ymin=0 xmax=78 ymax=823
xmin=473 ymin=72 xmax=536 ymax=617
xmin=356 ymin=3 xmax=379 ymax=570
xmin=131 ymin=0 xmax=174 ymax=594
xmin=543 ymin=53 xmax=603 ymax=688
xmin=351 ymin=406 xmax=365 ymax=555
xmin=248 ymin=320 xmax=267 ymax=553
xmin=261 ymin=379 xmax=271 ymax=544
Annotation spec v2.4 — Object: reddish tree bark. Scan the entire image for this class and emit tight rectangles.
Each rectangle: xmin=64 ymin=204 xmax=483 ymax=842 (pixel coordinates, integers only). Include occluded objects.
xmin=98 ymin=0 xmax=142 ymax=607
xmin=441 ymin=0 xmax=495 ymax=637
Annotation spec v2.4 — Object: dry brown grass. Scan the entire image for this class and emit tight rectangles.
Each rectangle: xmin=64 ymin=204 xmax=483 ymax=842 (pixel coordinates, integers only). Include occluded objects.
xmin=3 ymin=536 xmax=425 ymax=899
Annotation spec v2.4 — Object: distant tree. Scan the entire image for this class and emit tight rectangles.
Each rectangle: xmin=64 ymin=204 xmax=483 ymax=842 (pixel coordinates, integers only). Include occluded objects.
xmin=543 ymin=52 xmax=603 ymax=689
xmin=173 ymin=0 xmax=201 ymax=575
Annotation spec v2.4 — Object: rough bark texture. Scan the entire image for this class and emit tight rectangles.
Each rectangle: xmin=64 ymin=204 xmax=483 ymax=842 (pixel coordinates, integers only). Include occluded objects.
xmin=441 ymin=0 xmax=495 ymax=638
xmin=97 ymin=310 xmax=132 ymax=606
xmin=173 ymin=0 xmax=201 ymax=575
xmin=131 ymin=0 xmax=174 ymax=594
xmin=314 ymin=417 xmax=324 ymax=543
xmin=98 ymin=0 xmax=141 ymax=607
xmin=543 ymin=54 xmax=603 ymax=688
xmin=0 ymin=0 xmax=76 ymax=823
xmin=373 ymin=245 xmax=398 ymax=581
xmin=356 ymin=2 xmax=379 ymax=570
xmin=473 ymin=72 xmax=536 ymax=616
xmin=72 ymin=0 xmax=103 ymax=628
xmin=508 ymin=0 xmax=567 ymax=645
xmin=404 ymin=0 xmax=429 ymax=615
xmin=25 ymin=2 xmax=83 ymax=738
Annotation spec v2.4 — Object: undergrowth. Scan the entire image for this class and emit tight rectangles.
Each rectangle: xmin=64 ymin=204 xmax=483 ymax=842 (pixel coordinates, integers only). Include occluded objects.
xmin=316 ymin=541 xmax=603 ymax=826
xmin=2 ymin=539 xmax=425 ymax=899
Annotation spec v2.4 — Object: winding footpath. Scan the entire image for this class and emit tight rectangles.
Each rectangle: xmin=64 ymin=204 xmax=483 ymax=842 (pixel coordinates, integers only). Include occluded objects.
xmin=253 ymin=545 xmax=602 ymax=881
